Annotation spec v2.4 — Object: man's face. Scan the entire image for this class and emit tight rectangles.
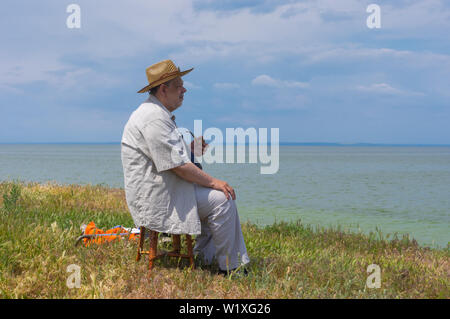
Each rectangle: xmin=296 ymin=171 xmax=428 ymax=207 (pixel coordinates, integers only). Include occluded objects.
xmin=163 ymin=77 xmax=186 ymax=111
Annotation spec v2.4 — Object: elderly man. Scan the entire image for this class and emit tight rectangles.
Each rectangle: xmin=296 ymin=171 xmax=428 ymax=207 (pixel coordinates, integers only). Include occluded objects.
xmin=121 ymin=60 xmax=250 ymax=275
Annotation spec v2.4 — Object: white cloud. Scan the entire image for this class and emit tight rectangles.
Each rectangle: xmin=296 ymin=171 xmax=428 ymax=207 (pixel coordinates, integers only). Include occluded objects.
xmin=1 ymin=0 xmax=450 ymax=144
xmin=2 ymin=0 xmax=450 ymax=89
xmin=356 ymin=83 xmax=424 ymax=96
xmin=0 ymin=53 xmax=121 ymax=91
xmin=303 ymin=46 xmax=450 ymax=69
xmin=252 ymin=75 xmax=309 ymax=89
xmin=304 ymin=47 xmax=410 ymax=64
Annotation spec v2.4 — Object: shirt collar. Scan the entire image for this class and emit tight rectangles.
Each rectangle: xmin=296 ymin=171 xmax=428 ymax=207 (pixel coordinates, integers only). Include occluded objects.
xmin=147 ymin=94 xmax=176 ymax=122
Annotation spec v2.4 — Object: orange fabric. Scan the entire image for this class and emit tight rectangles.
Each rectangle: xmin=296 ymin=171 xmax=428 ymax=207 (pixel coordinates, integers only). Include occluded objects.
xmin=83 ymin=222 xmax=138 ymax=247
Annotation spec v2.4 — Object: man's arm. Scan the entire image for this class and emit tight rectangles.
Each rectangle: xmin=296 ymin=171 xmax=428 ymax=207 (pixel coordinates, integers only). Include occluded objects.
xmin=171 ymin=163 xmax=236 ymax=200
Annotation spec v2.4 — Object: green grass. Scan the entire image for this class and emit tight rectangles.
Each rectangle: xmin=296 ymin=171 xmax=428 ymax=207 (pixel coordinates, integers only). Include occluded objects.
xmin=0 ymin=181 xmax=448 ymax=298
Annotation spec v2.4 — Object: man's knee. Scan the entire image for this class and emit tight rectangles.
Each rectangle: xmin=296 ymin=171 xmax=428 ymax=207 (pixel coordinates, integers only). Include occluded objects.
xmin=197 ymin=188 xmax=238 ymax=222
xmin=209 ymin=189 xmax=230 ymax=208
xmin=209 ymin=191 xmax=237 ymax=221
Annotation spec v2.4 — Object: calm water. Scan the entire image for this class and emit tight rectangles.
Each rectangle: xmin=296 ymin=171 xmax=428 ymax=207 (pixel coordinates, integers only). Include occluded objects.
xmin=1 ymin=144 xmax=449 ymax=248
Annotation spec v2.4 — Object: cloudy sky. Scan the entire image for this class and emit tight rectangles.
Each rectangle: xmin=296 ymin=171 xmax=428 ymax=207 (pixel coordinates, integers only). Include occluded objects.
xmin=1 ymin=0 xmax=449 ymax=144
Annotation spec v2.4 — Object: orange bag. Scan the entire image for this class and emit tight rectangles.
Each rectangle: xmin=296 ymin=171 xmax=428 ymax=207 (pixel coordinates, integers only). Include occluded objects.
xmin=81 ymin=222 xmax=139 ymax=247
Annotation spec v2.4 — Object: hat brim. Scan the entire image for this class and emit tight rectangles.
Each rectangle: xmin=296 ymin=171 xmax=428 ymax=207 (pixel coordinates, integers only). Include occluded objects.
xmin=137 ymin=68 xmax=194 ymax=93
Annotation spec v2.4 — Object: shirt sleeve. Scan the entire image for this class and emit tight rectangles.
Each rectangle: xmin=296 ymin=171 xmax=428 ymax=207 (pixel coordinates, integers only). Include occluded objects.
xmin=142 ymin=118 xmax=191 ymax=172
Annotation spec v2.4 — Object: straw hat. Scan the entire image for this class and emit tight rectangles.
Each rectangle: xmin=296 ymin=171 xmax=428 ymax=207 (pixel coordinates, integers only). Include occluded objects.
xmin=137 ymin=59 xmax=193 ymax=93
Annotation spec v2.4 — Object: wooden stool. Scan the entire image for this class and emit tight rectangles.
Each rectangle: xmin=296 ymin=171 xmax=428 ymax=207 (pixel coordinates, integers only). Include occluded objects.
xmin=136 ymin=227 xmax=195 ymax=275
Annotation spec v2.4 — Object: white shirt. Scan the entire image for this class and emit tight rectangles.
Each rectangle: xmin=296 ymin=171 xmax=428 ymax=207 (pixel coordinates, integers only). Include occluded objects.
xmin=121 ymin=95 xmax=201 ymax=235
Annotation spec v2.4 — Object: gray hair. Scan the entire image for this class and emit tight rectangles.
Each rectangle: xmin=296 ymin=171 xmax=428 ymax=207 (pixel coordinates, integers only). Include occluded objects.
xmin=149 ymin=78 xmax=174 ymax=95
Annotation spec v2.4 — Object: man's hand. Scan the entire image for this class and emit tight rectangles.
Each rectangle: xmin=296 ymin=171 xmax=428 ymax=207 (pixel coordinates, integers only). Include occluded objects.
xmin=191 ymin=136 xmax=208 ymax=156
xmin=171 ymin=163 xmax=236 ymax=200
xmin=211 ymin=178 xmax=236 ymax=200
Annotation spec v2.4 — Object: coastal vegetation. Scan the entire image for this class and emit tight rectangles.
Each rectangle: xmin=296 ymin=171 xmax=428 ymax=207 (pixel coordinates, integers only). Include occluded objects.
xmin=0 ymin=181 xmax=448 ymax=298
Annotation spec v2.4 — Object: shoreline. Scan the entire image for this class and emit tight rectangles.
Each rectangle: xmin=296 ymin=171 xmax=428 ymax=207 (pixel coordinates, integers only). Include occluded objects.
xmin=2 ymin=179 xmax=449 ymax=250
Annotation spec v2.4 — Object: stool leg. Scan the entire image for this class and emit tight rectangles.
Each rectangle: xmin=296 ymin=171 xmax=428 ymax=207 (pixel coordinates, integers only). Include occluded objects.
xmin=186 ymin=235 xmax=195 ymax=269
xmin=148 ymin=231 xmax=158 ymax=274
xmin=136 ymin=227 xmax=145 ymax=262
xmin=172 ymin=235 xmax=181 ymax=254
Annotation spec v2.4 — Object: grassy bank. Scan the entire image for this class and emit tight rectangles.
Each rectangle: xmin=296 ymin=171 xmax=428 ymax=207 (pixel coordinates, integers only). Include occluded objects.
xmin=0 ymin=181 xmax=448 ymax=298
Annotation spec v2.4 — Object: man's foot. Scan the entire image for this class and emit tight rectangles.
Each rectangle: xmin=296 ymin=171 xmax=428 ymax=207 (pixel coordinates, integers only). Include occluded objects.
xmin=218 ymin=267 xmax=248 ymax=277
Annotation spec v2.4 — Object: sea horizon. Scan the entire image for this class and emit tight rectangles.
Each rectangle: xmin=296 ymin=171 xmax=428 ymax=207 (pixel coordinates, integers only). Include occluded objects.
xmin=1 ymin=142 xmax=450 ymax=147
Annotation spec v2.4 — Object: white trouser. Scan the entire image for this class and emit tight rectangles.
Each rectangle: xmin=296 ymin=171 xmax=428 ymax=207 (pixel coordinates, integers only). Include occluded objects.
xmin=194 ymin=185 xmax=250 ymax=271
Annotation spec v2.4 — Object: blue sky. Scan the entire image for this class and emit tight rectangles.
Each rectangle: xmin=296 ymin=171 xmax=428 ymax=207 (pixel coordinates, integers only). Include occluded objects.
xmin=1 ymin=0 xmax=449 ymax=144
